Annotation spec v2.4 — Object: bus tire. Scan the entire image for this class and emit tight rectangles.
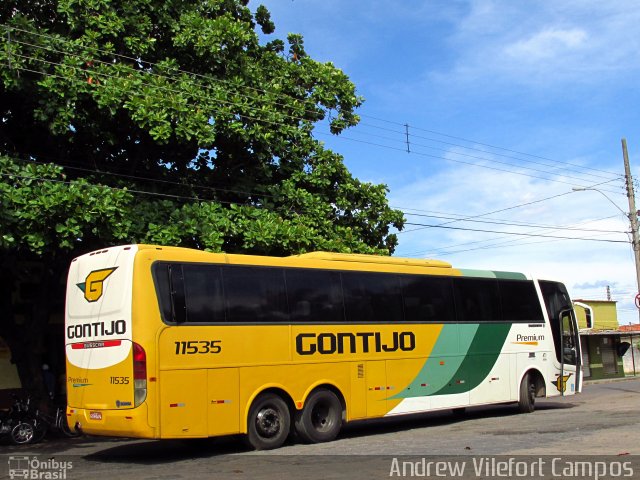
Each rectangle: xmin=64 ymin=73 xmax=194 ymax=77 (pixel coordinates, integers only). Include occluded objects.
xmin=57 ymin=411 xmax=81 ymax=438
xmin=294 ymin=389 xmax=342 ymax=444
xmin=518 ymin=373 xmax=536 ymax=413
xmin=246 ymin=393 xmax=290 ymax=450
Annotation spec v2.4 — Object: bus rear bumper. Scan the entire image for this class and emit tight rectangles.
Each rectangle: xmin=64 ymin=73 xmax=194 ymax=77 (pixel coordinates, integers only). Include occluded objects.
xmin=67 ymin=403 xmax=156 ymax=438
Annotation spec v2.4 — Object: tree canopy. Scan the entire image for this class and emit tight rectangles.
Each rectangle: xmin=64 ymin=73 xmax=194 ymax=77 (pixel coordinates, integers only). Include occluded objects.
xmin=0 ymin=0 xmax=404 ymax=392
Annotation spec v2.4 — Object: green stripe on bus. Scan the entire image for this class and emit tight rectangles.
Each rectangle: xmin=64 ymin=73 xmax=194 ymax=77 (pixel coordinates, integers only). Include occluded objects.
xmin=458 ymin=269 xmax=527 ymax=280
xmin=458 ymin=269 xmax=497 ymax=278
xmin=430 ymin=323 xmax=512 ymax=396
xmin=390 ymin=324 xmax=479 ymax=399
xmin=493 ymin=271 xmax=527 ymax=280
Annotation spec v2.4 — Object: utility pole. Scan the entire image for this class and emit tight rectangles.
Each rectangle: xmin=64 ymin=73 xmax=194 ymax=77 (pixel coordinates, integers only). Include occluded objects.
xmin=622 ymin=138 xmax=640 ymax=319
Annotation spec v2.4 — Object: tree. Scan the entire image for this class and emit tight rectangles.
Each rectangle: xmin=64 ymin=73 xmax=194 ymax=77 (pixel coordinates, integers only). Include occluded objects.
xmin=0 ymin=0 xmax=404 ymax=394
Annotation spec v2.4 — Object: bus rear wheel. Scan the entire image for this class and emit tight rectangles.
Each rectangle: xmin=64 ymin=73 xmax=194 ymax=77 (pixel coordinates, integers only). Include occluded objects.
xmin=294 ymin=389 xmax=342 ymax=444
xmin=518 ymin=373 xmax=536 ymax=413
xmin=246 ymin=393 xmax=290 ymax=450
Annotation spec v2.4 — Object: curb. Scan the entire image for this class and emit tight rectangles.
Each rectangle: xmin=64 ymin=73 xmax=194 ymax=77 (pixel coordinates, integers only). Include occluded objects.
xmin=583 ymin=376 xmax=639 ymax=385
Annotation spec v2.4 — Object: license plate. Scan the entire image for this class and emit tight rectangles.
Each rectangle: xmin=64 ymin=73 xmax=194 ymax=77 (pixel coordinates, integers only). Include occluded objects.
xmin=89 ymin=411 xmax=102 ymax=420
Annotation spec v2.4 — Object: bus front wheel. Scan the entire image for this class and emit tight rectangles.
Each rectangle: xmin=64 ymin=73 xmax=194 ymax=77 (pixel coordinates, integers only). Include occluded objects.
xmin=246 ymin=393 xmax=290 ymax=450
xmin=294 ymin=389 xmax=343 ymax=444
xmin=518 ymin=373 xmax=536 ymax=413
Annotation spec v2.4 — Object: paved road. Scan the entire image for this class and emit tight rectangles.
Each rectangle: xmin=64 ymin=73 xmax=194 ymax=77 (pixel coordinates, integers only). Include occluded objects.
xmin=2 ymin=379 xmax=639 ymax=479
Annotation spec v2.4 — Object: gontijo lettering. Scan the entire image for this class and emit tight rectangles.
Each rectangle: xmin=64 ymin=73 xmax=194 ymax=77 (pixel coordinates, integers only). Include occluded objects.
xmin=296 ymin=331 xmax=415 ymax=355
xmin=67 ymin=320 xmax=126 ymax=339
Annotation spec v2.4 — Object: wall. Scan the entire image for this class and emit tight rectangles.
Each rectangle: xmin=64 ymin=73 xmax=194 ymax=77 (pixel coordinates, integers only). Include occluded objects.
xmin=580 ymin=334 xmax=625 ymax=380
xmin=621 ymin=334 xmax=640 ymax=376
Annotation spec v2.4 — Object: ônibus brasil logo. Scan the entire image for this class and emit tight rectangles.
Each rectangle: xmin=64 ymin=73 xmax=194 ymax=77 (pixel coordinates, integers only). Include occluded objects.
xmin=76 ymin=267 xmax=118 ymax=302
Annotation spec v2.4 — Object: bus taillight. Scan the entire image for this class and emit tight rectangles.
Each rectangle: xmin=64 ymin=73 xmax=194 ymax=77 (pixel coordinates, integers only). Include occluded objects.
xmin=133 ymin=342 xmax=147 ymax=407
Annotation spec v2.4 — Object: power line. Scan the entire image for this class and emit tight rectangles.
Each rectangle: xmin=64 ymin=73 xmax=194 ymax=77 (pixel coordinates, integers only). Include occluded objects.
xmin=417 ymin=228 xmax=627 ymax=257
xmin=7 ymin=48 xmax=620 ymax=192
xmin=2 ymin=161 xmax=631 ymax=248
xmin=403 ymin=221 xmax=629 ymax=244
xmin=352 ymin=121 xmax=620 ymax=183
xmin=400 ymin=210 xmax=632 ymax=257
xmin=3 ymin=24 xmax=635 ymax=255
xmin=398 ymin=178 xmax=623 ymax=239
xmin=13 ymin=151 xmax=626 ymax=240
xmin=359 ymin=113 xmax=621 ymax=177
xmin=6 ymin=153 xmax=283 ymax=201
xmin=0 ymin=24 xmax=624 ymax=181
xmin=319 ymin=132 xmax=624 ymax=193
xmin=402 ymin=211 xmax=627 ymax=234
xmin=2 ymin=27 xmax=334 ymax=127
xmin=333 ymin=126 xmax=621 ymax=187
xmin=1 ymin=24 xmax=624 ymax=191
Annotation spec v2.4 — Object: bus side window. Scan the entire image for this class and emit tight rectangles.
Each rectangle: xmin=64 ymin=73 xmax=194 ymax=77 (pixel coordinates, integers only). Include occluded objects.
xmin=153 ymin=263 xmax=173 ymax=323
xmin=182 ymin=264 xmax=225 ymax=323
xmin=402 ymin=276 xmax=455 ymax=322
xmin=341 ymin=272 xmax=403 ymax=323
xmin=453 ymin=278 xmax=501 ymax=322
xmin=498 ymin=280 xmax=544 ymax=322
xmin=222 ymin=266 xmax=289 ymax=323
xmin=285 ymin=269 xmax=343 ymax=323
xmin=168 ymin=264 xmax=186 ymax=323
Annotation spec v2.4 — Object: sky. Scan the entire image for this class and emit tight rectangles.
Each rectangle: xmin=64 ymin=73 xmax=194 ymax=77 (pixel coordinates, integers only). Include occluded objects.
xmin=257 ymin=0 xmax=640 ymax=325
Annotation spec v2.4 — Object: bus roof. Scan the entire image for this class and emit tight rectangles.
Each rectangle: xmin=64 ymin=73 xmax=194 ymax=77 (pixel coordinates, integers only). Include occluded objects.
xmin=129 ymin=245 xmax=528 ymax=278
xmin=291 ymin=252 xmax=452 ymax=269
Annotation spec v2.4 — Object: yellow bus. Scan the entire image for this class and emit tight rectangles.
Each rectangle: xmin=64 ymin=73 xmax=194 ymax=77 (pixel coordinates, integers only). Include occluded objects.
xmin=65 ymin=244 xmax=582 ymax=449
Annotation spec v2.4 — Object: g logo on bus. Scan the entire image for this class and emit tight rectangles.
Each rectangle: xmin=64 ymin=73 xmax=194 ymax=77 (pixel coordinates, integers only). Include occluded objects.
xmin=552 ymin=373 xmax=572 ymax=393
xmin=77 ymin=267 xmax=118 ymax=302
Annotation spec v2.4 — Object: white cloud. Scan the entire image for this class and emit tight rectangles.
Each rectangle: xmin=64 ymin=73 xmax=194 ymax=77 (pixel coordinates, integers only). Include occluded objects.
xmin=504 ymin=28 xmax=588 ymax=61
xmin=435 ymin=0 xmax=640 ymax=86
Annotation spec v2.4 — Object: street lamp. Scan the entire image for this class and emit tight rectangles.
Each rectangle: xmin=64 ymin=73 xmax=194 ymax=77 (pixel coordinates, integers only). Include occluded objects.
xmin=571 ymin=187 xmax=628 ymax=215
xmin=572 ymin=186 xmax=640 ymax=317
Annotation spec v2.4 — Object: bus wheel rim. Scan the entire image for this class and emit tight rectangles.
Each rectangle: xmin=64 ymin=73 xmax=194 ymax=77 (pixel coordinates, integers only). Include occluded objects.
xmin=256 ymin=407 xmax=281 ymax=438
xmin=311 ymin=402 xmax=333 ymax=432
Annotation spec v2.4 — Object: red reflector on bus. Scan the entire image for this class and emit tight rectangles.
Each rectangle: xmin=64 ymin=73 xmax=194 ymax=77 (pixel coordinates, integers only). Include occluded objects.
xmin=71 ymin=340 xmax=122 ymax=349
xmin=133 ymin=343 xmax=147 ymax=379
xmin=133 ymin=342 xmax=147 ymax=407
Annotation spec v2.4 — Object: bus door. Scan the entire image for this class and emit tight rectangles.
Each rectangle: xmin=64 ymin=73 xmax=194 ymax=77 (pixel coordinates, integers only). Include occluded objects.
xmin=559 ymin=308 xmax=582 ymax=394
xmin=538 ymin=281 xmax=582 ymax=395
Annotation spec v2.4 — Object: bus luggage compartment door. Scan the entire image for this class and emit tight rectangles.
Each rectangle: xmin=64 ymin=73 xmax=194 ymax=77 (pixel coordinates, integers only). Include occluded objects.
xmin=159 ymin=369 xmax=207 ymax=437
